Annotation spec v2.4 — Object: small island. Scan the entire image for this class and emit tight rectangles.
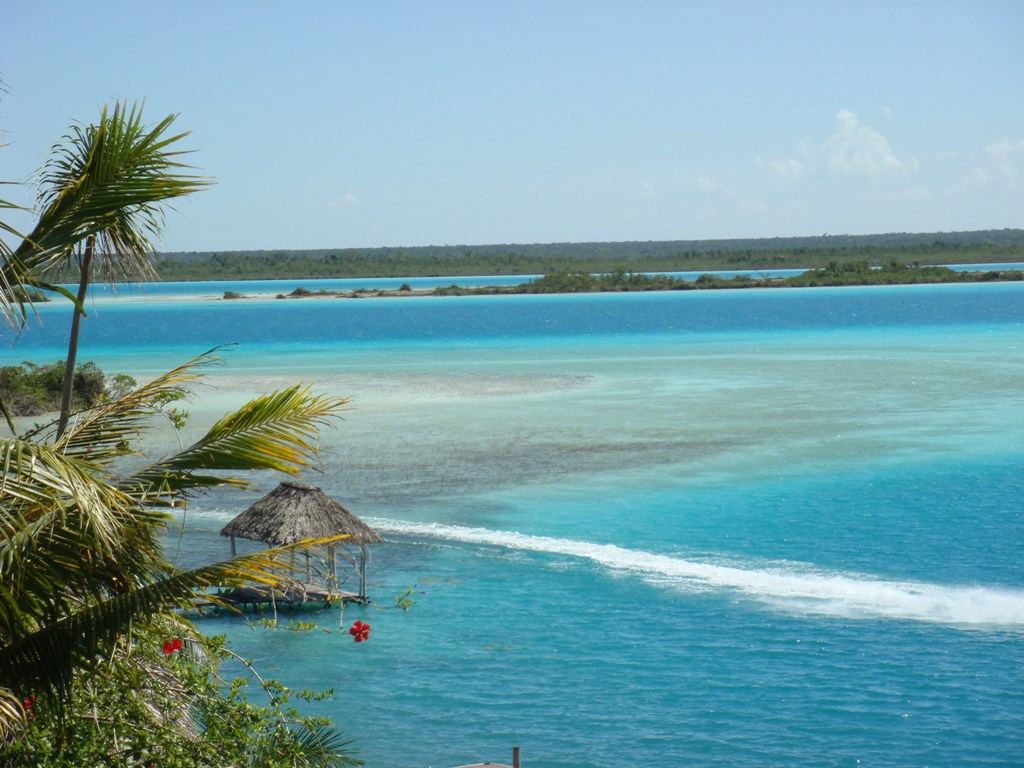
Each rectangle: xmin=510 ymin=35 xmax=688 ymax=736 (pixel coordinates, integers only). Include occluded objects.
xmin=223 ymin=260 xmax=1023 ymax=301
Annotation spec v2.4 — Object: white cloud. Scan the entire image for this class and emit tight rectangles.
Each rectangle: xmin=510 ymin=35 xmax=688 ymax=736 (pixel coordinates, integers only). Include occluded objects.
xmin=955 ymin=165 xmax=992 ymax=193
xmin=889 ymin=186 xmax=932 ymax=202
xmin=770 ymin=157 xmax=804 ymax=176
xmin=985 ymin=138 xmax=1024 ymax=185
xmin=643 ymin=181 xmax=657 ymax=199
xmin=696 ymin=176 xmax=717 ymax=191
xmin=824 ymin=110 xmax=904 ymax=176
xmin=955 ymin=138 xmax=1024 ymax=192
xmin=328 ymin=193 xmax=360 ymax=209
xmin=986 ymin=138 xmax=1024 ymax=163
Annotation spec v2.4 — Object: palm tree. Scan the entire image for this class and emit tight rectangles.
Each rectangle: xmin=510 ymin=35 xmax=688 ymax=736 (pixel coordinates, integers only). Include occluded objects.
xmin=1 ymin=100 xmax=211 ymax=437
xmin=0 ymin=351 xmax=357 ymax=765
xmin=0 ymin=104 xmax=361 ymax=765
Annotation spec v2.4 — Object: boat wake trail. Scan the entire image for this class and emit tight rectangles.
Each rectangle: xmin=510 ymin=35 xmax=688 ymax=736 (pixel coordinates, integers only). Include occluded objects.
xmin=371 ymin=519 xmax=1024 ymax=629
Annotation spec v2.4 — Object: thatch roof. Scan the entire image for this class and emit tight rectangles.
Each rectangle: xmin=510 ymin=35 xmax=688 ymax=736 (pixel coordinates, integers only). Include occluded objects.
xmin=220 ymin=481 xmax=383 ymax=546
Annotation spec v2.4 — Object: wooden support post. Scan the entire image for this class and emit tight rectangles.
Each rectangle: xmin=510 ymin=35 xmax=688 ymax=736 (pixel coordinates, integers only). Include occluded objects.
xmin=512 ymin=746 xmax=521 ymax=768
xmin=359 ymin=543 xmax=368 ymax=599
xmin=328 ymin=545 xmax=337 ymax=591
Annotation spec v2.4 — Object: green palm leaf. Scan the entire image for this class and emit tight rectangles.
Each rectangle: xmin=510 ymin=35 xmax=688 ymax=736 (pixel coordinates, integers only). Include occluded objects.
xmin=22 ymin=101 xmax=209 ymax=278
xmin=0 ymin=439 xmax=167 ymax=644
xmin=120 ymin=385 xmax=349 ymax=501
xmin=0 ymin=536 xmax=347 ymax=711
xmin=54 ymin=350 xmax=214 ymax=465
xmin=0 ymin=438 xmax=135 ymax=551
xmin=0 ymin=100 xmax=211 ymax=327
xmin=290 ymin=722 xmax=364 ymax=767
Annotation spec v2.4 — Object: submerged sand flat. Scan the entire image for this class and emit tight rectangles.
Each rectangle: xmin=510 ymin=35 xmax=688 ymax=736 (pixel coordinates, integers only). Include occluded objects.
xmin=117 ymin=321 xmax=1024 ymax=512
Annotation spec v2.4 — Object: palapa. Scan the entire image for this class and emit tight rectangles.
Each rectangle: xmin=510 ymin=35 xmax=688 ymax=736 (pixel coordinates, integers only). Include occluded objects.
xmin=220 ymin=480 xmax=382 ymax=599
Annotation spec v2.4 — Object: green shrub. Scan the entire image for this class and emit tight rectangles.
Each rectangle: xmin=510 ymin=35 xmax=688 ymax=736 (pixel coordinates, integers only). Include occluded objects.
xmin=0 ymin=361 xmax=135 ymax=417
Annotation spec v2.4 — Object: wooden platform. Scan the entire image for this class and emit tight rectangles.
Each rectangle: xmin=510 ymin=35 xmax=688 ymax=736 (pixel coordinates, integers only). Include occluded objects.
xmin=187 ymin=582 xmax=366 ymax=614
xmin=452 ymin=746 xmax=521 ymax=768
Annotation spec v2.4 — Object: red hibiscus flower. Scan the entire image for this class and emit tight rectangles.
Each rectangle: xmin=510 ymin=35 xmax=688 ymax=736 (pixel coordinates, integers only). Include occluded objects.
xmin=162 ymin=638 xmax=184 ymax=655
xmin=348 ymin=620 xmax=371 ymax=643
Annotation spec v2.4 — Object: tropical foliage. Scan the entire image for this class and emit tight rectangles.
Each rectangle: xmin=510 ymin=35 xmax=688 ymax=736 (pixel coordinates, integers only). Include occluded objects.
xmin=0 ymin=101 xmax=360 ymax=766
xmin=121 ymin=229 xmax=1024 ymax=282
xmin=0 ymin=354 xmax=357 ymax=764
xmin=429 ymin=261 xmax=1023 ymax=297
xmin=0 ymin=360 xmax=133 ymax=417
xmin=5 ymin=631 xmax=358 ymax=767
xmin=1 ymin=101 xmax=210 ymax=323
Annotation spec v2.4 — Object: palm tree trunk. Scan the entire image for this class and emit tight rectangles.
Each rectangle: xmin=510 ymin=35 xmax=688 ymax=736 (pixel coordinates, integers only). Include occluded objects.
xmin=56 ymin=237 xmax=94 ymax=439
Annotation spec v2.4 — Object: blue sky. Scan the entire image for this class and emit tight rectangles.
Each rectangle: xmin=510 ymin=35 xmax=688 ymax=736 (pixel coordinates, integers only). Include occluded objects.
xmin=2 ymin=1 xmax=1022 ymax=252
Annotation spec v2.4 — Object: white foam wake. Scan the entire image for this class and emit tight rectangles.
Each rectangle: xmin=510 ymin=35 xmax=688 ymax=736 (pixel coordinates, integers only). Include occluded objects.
xmin=371 ymin=519 xmax=1024 ymax=629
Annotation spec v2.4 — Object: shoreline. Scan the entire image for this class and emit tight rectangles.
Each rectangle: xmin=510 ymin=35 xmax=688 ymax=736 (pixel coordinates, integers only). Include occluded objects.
xmin=216 ymin=262 xmax=1024 ymax=301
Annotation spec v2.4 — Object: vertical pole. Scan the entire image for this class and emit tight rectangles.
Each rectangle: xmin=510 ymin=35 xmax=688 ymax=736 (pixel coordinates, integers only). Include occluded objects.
xmin=359 ymin=544 xmax=368 ymax=599
xmin=230 ymin=536 xmax=237 ymax=556
xmin=512 ymin=746 xmax=521 ymax=768
xmin=329 ymin=545 xmax=337 ymax=592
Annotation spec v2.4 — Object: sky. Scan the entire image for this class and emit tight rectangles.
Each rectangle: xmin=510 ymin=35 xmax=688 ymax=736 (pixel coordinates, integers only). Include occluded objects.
xmin=2 ymin=1 xmax=1022 ymax=253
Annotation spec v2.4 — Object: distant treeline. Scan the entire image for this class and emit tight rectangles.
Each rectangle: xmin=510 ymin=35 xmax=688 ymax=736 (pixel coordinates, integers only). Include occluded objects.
xmin=431 ymin=261 xmax=1023 ymax=296
xmin=139 ymin=229 xmax=1024 ymax=282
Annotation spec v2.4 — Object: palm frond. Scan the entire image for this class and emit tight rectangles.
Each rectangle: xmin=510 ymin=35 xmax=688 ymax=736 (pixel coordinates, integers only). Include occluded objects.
xmin=290 ymin=722 xmax=365 ymax=767
xmin=0 ymin=439 xmax=170 ymax=645
xmin=0 ymin=193 xmax=30 ymax=326
xmin=0 ymin=536 xmax=348 ymax=707
xmin=55 ymin=350 xmax=218 ymax=465
xmin=1 ymin=100 xmax=211 ymax=326
xmin=120 ymin=386 xmax=349 ymax=502
xmin=0 ymin=686 xmax=27 ymax=746
xmin=0 ymin=438 xmax=135 ymax=551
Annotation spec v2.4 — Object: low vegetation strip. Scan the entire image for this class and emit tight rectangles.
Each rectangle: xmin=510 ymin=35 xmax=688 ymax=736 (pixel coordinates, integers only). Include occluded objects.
xmin=434 ymin=261 xmax=1023 ymax=296
xmin=0 ymin=361 xmax=136 ymax=416
xmin=244 ymin=262 xmax=1022 ymax=302
xmin=139 ymin=229 xmax=1024 ymax=282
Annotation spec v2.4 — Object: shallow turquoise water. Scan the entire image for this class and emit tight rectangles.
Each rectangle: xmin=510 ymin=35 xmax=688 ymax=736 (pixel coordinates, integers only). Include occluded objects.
xmin=4 ymin=281 xmax=1024 ymax=767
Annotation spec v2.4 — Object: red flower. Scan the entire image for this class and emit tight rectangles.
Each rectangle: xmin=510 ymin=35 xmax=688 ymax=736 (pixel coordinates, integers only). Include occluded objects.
xmin=23 ymin=695 xmax=35 ymax=720
xmin=348 ymin=620 xmax=371 ymax=643
xmin=163 ymin=638 xmax=184 ymax=655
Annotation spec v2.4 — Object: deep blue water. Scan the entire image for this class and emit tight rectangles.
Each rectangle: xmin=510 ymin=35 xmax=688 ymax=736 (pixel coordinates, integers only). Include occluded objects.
xmin=3 ymin=280 xmax=1023 ymax=768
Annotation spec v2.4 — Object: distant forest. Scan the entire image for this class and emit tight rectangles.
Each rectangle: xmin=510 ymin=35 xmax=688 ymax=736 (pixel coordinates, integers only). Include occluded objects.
xmin=146 ymin=228 xmax=1024 ymax=281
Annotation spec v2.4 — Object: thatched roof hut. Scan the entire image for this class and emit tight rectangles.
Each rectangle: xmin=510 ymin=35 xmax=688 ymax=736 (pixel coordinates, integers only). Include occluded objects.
xmin=220 ymin=480 xmax=382 ymax=598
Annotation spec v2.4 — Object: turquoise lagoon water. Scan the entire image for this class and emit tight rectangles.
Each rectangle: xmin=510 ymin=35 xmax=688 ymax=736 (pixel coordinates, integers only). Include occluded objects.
xmin=4 ymin=281 xmax=1024 ymax=767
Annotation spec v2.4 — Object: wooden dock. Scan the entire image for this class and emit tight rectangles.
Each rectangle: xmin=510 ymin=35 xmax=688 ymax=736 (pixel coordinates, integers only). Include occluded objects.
xmin=452 ymin=747 xmax=521 ymax=768
xmin=187 ymin=582 xmax=367 ymax=614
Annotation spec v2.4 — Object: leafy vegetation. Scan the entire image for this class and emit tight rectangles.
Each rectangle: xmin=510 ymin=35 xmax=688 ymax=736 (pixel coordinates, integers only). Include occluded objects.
xmin=0 ymin=354 xmax=358 ymax=766
xmin=429 ymin=261 xmax=1023 ymax=297
xmin=0 ymin=360 xmax=135 ymax=417
xmin=783 ymin=260 xmax=1022 ymax=286
xmin=128 ymin=229 xmax=1024 ymax=282
xmin=1 ymin=101 xmax=359 ymax=767
xmin=4 ymin=626 xmax=359 ymax=767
